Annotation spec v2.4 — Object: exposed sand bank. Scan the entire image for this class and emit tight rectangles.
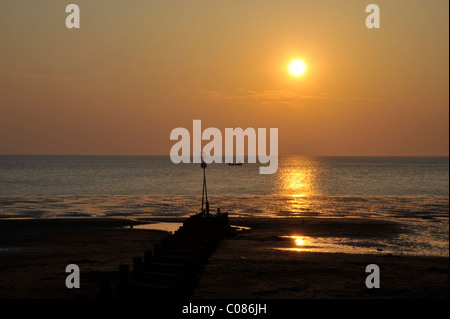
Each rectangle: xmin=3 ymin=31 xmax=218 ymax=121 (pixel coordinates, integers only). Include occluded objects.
xmin=0 ymin=217 xmax=448 ymax=299
xmin=0 ymin=218 xmax=170 ymax=299
xmin=194 ymin=217 xmax=449 ymax=299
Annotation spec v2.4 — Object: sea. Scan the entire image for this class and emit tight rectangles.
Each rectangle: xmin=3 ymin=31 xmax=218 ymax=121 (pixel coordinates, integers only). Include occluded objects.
xmin=0 ymin=156 xmax=448 ymax=256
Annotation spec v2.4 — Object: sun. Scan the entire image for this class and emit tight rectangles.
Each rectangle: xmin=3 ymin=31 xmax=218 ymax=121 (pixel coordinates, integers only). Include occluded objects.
xmin=288 ymin=59 xmax=307 ymax=77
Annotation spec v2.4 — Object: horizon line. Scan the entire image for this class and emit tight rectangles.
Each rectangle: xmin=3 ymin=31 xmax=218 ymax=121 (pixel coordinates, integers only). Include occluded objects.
xmin=0 ymin=154 xmax=448 ymax=158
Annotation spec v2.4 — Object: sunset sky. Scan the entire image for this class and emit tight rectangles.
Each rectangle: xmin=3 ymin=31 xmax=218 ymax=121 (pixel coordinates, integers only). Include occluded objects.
xmin=0 ymin=0 xmax=448 ymax=156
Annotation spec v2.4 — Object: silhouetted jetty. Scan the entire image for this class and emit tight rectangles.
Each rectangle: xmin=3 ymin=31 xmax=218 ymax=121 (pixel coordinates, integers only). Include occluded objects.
xmin=98 ymin=212 xmax=233 ymax=299
xmin=94 ymin=153 xmax=232 ymax=299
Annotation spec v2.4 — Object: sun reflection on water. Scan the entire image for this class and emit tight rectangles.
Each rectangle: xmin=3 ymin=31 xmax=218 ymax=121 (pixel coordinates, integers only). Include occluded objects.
xmin=279 ymin=168 xmax=314 ymax=197
xmin=280 ymin=235 xmax=311 ymax=252
xmin=276 ymin=158 xmax=321 ymax=216
xmin=294 ymin=236 xmax=305 ymax=246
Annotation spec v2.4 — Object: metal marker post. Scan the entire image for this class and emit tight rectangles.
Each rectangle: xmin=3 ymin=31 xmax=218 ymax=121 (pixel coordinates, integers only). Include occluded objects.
xmin=201 ymin=153 xmax=208 ymax=215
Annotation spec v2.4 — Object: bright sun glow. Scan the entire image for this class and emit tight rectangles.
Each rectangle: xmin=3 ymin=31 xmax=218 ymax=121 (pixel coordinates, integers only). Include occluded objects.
xmin=288 ymin=59 xmax=307 ymax=77
xmin=294 ymin=237 xmax=305 ymax=246
xmin=281 ymin=235 xmax=307 ymax=246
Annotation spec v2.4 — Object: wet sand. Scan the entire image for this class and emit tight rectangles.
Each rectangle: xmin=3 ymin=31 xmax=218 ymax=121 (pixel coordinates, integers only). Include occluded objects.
xmin=0 ymin=218 xmax=170 ymax=299
xmin=0 ymin=217 xmax=448 ymax=299
xmin=194 ymin=217 xmax=449 ymax=299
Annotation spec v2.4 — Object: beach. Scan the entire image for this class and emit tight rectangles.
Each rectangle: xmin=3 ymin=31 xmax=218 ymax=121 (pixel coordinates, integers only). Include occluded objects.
xmin=0 ymin=216 xmax=447 ymax=299
xmin=196 ymin=217 xmax=449 ymax=299
xmin=0 ymin=218 xmax=170 ymax=299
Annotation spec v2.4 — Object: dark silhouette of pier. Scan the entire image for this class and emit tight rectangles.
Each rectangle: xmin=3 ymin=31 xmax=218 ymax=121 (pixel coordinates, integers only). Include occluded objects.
xmin=97 ymin=212 xmax=233 ymax=299
xmin=93 ymin=153 xmax=233 ymax=299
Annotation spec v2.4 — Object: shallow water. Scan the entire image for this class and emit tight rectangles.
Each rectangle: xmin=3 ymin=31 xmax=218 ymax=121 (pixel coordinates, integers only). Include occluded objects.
xmin=133 ymin=222 xmax=183 ymax=233
xmin=0 ymin=194 xmax=447 ymax=220
xmin=275 ymin=232 xmax=449 ymax=257
xmin=0 ymin=194 xmax=447 ymax=256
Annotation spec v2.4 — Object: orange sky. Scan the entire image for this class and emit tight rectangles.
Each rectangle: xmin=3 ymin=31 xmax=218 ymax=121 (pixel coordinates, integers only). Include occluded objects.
xmin=0 ymin=0 xmax=448 ymax=156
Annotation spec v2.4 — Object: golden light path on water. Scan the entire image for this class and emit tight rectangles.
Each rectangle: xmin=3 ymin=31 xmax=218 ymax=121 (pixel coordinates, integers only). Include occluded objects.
xmin=275 ymin=159 xmax=317 ymax=252
xmin=275 ymin=157 xmax=321 ymax=217
xmin=275 ymin=160 xmax=383 ymax=254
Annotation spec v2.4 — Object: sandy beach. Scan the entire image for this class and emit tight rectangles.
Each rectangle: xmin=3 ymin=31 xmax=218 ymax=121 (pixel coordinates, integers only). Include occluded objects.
xmin=0 ymin=217 xmax=447 ymax=299
xmin=0 ymin=218 xmax=170 ymax=299
xmin=195 ymin=217 xmax=449 ymax=299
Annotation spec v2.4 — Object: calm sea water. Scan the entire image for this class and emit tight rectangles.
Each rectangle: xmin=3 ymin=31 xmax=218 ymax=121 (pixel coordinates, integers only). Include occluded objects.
xmin=0 ymin=156 xmax=448 ymax=256
xmin=0 ymin=156 xmax=448 ymax=196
